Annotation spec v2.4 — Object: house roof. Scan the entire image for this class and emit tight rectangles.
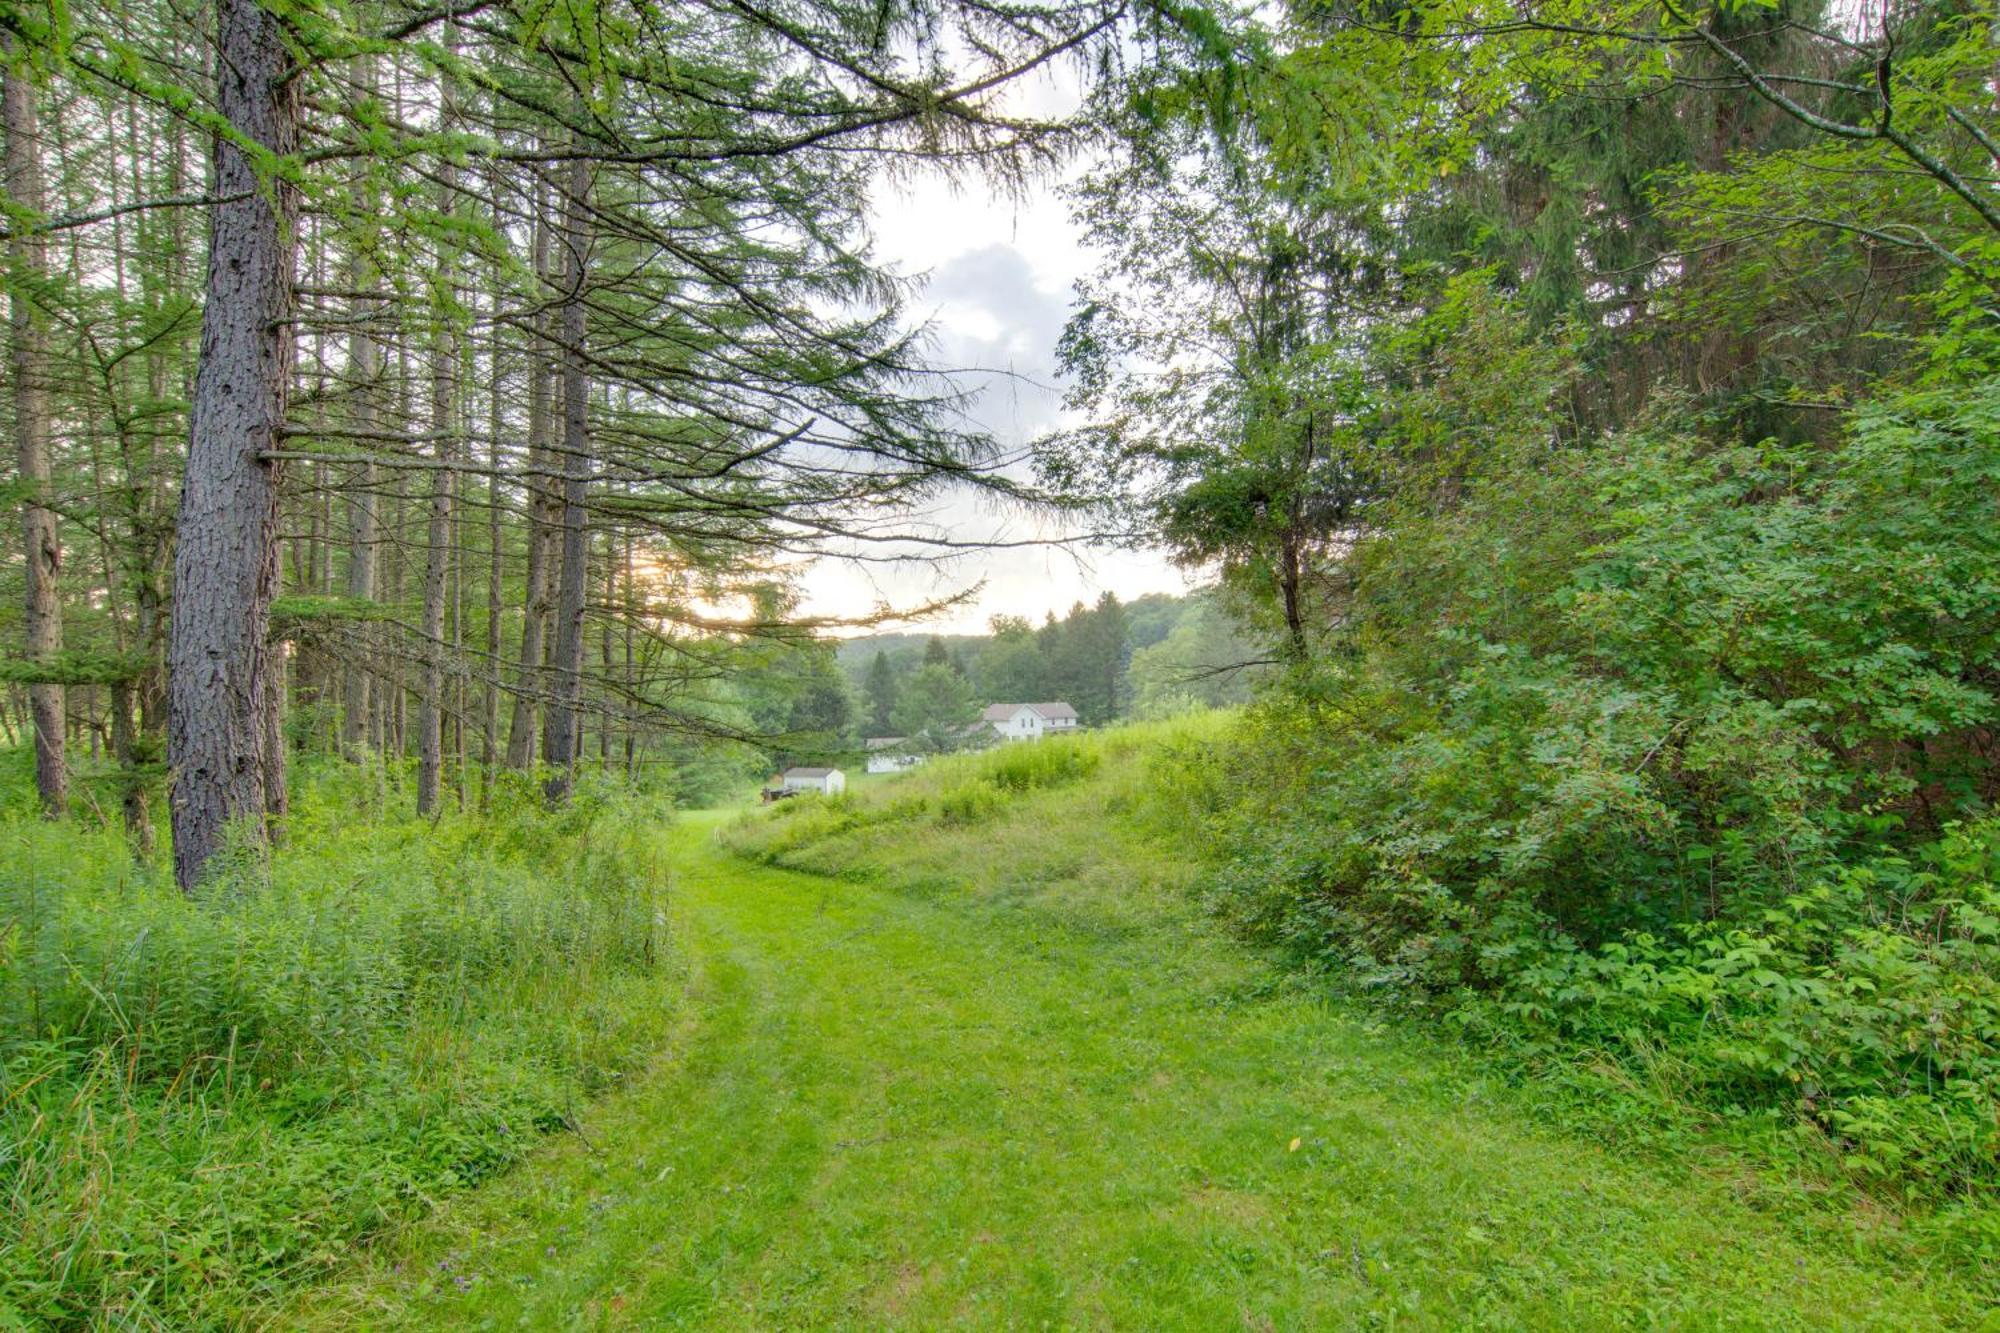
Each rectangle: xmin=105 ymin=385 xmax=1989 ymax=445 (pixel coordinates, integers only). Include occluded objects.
xmin=783 ymin=767 xmax=838 ymax=779
xmin=980 ymin=701 xmax=1079 ymax=722
xmin=863 ymin=736 xmax=908 ymax=750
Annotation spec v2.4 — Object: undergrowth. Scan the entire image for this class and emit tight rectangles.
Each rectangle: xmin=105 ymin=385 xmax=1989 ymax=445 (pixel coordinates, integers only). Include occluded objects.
xmin=0 ymin=758 xmax=678 ymax=1329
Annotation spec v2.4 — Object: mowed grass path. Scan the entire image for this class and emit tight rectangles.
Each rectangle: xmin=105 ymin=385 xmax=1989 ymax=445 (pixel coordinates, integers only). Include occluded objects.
xmin=296 ymin=810 xmax=1987 ymax=1329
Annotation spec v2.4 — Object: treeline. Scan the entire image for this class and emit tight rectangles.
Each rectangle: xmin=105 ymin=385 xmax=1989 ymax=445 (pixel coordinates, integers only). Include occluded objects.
xmin=0 ymin=0 xmax=1156 ymax=890
xmin=822 ymin=590 xmax=1265 ymax=750
xmin=1054 ymin=1 xmax=2000 ymax=1197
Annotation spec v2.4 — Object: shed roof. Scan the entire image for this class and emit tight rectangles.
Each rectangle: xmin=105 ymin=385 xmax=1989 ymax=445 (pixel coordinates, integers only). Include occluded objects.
xmin=863 ymin=736 xmax=908 ymax=750
xmin=783 ymin=767 xmax=838 ymax=779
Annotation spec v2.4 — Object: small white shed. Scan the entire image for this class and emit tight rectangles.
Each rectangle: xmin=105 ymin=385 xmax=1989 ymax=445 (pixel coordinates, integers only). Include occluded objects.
xmin=780 ymin=766 xmax=846 ymax=795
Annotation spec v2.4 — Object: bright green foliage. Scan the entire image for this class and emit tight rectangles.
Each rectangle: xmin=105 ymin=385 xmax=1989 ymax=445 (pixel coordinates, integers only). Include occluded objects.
xmin=0 ymin=763 xmax=677 ymax=1327
xmin=887 ymin=662 xmax=976 ymax=752
xmin=864 ymin=650 xmax=897 ymax=734
xmin=1127 ymin=593 xmax=1267 ymax=716
xmin=1042 ymin=0 xmax=2000 ymax=1209
xmin=1181 ymin=379 xmax=2000 ymax=1197
xmin=1496 ymin=827 xmax=2000 ymax=1191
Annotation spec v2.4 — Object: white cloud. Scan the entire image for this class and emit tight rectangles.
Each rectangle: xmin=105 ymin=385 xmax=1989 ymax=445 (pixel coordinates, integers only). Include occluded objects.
xmin=797 ymin=162 xmax=1188 ymax=634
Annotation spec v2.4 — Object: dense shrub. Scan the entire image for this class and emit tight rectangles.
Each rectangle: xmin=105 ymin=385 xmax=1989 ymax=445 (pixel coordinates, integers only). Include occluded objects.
xmin=0 ymin=763 xmax=676 ymax=1328
xmin=936 ymin=782 xmax=1002 ymax=825
xmin=1488 ymin=824 xmax=2000 ymax=1192
xmin=1196 ymin=383 xmax=2000 ymax=1197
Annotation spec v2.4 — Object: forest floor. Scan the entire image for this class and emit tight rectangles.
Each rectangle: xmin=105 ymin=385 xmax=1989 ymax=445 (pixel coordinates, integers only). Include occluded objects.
xmin=293 ymin=808 xmax=1991 ymax=1329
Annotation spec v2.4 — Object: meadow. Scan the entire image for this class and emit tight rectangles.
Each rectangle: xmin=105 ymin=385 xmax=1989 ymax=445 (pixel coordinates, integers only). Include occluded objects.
xmin=269 ymin=722 xmax=1995 ymax=1325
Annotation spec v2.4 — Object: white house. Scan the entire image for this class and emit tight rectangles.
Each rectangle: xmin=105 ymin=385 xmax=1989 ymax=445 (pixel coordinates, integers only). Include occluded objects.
xmin=980 ymin=701 xmax=1080 ymax=742
xmin=779 ymin=766 xmax=846 ymax=795
xmin=863 ymin=738 xmax=924 ymax=774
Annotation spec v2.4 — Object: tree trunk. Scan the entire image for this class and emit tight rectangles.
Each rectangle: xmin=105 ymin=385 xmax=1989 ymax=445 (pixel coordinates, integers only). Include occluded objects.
xmin=1277 ymin=528 xmax=1305 ymax=662
xmin=341 ymin=53 xmax=380 ymax=756
xmin=542 ymin=152 xmax=591 ymax=806
xmin=415 ymin=137 xmax=459 ymax=817
xmin=6 ymin=53 xmax=64 ymax=817
xmin=166 ymin=0 xmax=299 ymax=891
xmin=506 ymin=181 xmax=554 ymax=770
xmin=483 ymin=195 xmax=505 ymax=797
xmin=263 ymin=643 xmax=287 ymax=831
xmin=599 ymin=526 xmax=614 ymax=765
xmin=108 ymin=680 xmax=155 ymax=859
xmin=621 ymin=517 xmax=635 ymax=777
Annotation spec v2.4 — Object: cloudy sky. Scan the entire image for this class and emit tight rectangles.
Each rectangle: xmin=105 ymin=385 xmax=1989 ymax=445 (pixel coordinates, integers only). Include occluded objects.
xmin=794 ymin=129 xmax=1192 ymax=635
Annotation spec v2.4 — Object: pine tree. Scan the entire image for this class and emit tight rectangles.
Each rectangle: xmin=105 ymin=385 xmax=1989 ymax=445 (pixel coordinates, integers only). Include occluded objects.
xmin=165 ymin=0 xmax=301 ymax=889
xmin=4 ymin=44 xmax=62 ymax=815
xmin=865 ymin=651 xmax=897 ymax=735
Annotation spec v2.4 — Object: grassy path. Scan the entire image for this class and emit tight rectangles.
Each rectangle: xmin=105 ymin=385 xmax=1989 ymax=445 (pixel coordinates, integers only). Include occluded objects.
xmin=297 ymin=811 xmax=1985 ymax=1329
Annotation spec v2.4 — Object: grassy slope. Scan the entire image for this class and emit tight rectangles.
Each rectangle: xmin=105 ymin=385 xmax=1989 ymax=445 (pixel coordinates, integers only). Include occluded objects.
xmin=297 ymin=726 xmax=1992 ymax=1328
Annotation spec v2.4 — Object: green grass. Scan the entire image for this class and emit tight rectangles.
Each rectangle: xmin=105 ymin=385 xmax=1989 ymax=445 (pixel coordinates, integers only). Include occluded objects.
xmin=294 ymin=728 xmax=1996 ymax=1327
xmin=0 ymin=761 xmax=680 ymax=1329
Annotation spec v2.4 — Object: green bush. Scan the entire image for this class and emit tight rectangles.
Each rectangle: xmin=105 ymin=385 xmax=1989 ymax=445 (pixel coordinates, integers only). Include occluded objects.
xmin=1199 ymin=382 xmax=2000 ymax=1199
xmin=0 ymin=765 xmax=676 ymax=1328
xmin=981 ymin=739 xmax=1101 ymax=794
xmin=936 ymin=782 xmax=1001 ymax=826
xmin=1492 ymin=822 xmax=2000 ymax=1191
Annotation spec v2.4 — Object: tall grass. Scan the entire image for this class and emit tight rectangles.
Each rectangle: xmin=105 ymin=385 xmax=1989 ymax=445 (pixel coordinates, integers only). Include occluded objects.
xmin=0 ymin=759 xmax=678 ymax=1328
xmin=722 ymin=719 xmax=1227 ymax=915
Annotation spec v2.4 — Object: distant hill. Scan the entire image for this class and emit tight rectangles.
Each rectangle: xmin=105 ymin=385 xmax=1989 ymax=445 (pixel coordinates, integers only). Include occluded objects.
xmin=837 ymin=589 xmax=1267 ymax=730
xmin=837 ymin=592 xmax=1195 ymax=674
xmin=833 ymin=632 xmax=990 ymax=674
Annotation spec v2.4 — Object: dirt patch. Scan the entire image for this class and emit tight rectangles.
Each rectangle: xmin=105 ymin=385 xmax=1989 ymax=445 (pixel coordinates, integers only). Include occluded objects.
xmin=866 ymin=1260 xmax=935 ymax=1321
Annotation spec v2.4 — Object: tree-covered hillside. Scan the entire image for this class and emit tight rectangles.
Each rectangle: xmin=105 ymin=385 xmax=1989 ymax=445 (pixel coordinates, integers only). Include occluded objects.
xmin=834 ymin=590 xmax=1268 ymax=737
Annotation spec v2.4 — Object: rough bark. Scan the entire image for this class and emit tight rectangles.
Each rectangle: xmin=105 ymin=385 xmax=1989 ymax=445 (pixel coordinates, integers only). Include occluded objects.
xmin=506 ymin=182 xmax=554 ymax=770
xmin=541 ymin=152 xmax=591 ymax=806
xmin=340 ymin=53 xmax=380 ymax=755
xmin=6 ymin=54 xmax=64 ymax=817
xmin=108 ymin=680 xmax=154 ymax=858
xmin=415 ymin=129 xmax=459 ymax=817
xmin=483 ymin=194 xmax=505 ymax=794
xmin=263 ymin=642 xmax=287 ymax=830
xmin=166 ymin=0 xmax=299 ymax=891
